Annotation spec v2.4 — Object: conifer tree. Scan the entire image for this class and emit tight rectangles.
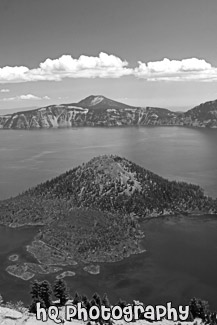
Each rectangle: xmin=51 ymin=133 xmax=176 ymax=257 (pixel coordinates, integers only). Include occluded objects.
xmin=189 ymin=297 xmax=210 ymax=321
xmin=53 ymin=279 xmax=68 ymax=306
xmin=40 ymin=280 xmax=53 ymax=309
xmin=102 ymin=293 xmax=110 ymax=307
xmin=73 ymin=292 xmax=81 ymax=305
xmin=30 ymin=280 xmax=52 ymax=311
xmin=30 ymin=280 xmax=41 ymax=300
xmin=85 ymin=300 xmax=91 ymax=312
xmin=117 ymin=298 xmax=127 ymax=309
xmin=90 ymin=298 xmax=97 ymax=307
xmin=81 ymin=294 xmax=88 ymax=306
xmin=29 ymin=296 xmax=46 ymax=314
xmin=92 ymin=292 xmax=101 ymax=306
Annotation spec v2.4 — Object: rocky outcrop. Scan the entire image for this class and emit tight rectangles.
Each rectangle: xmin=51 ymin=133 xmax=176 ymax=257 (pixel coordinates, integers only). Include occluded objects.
xmin=1 ymin=95 xmax=217 ymax=129
xmin=0 ymin=306 xmax=23 ymax=324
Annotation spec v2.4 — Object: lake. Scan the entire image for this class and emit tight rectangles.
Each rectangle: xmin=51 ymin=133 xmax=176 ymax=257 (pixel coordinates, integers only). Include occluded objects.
xmin=0 ymin=127 xmax=217 ymax=309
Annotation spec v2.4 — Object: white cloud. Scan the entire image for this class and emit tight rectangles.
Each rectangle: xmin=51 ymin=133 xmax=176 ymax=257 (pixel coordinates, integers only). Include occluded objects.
xmin=0 ymin=88 xmax=10 ymax=92
xmin=0 ymin=66 xmax=30 ymax=83
xmin=0 ymin=52 xmax=132 ymax=83
xmin=2 ymin=94 xmax=50 ymax=101
xmin=1 ymin=54 xmax=217 ymax=83
xmin=134 ymin=58 xmax=217 ymax=81
xmin=58 ymin=96 xmax=69 ymax=100
xmin=19 ymin=94 xmax=42 ymax=100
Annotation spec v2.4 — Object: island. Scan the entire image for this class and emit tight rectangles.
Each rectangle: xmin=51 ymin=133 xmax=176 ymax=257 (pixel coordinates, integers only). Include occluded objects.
xmin=8 ymin=254 xmax=19 ymax=262
xmin=0 ymin=155 xmax=216 ymax=272
xmin=56 ymin=271 xmax=76 ymax=279
xmin=6 ymin=265 xmax=34 ymax=281
xmin=83 ymin=264 xmax=100 ymax=275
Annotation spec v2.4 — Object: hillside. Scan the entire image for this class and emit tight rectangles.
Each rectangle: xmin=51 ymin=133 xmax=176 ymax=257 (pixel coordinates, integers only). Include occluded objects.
xmin=184 ymin=100 xmax=217 ymax=127
xmin=1 ymin=95 xmax=217 ymax=129
xmin=27 ymin=155 xmax=217 ymax=217
xmin=0 ymin=155 xmax=216 ymax=274
xmin=1 ymin=155 xmax=216 ymax=224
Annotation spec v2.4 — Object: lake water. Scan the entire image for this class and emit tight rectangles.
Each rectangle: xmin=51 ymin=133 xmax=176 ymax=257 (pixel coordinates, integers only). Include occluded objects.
xmin=0 ymin=127 xmax=217 ymax=308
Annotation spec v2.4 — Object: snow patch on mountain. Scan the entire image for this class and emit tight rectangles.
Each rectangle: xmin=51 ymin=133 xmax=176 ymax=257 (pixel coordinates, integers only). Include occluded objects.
xmin=89 ymin=96 xmax=104 ymax=106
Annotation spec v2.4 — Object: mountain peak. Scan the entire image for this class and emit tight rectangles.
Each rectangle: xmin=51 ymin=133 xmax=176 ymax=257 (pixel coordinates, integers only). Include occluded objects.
xmin=77 ymin=95 xmax=133 ymax=110
xmin=78 ymin=95 xmax=106 ymax=107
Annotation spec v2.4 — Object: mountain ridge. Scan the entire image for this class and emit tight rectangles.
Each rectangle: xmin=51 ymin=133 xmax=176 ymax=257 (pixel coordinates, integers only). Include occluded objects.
xmin=0 ymin=95 xmax=217 ymax=128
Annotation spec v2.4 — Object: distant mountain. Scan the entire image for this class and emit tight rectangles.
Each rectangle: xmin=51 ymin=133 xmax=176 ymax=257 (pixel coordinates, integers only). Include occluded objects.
xmin=0 ymin=95 xmax=217 ymax=129
xmin=75 ymin=95 xmax=133 ymax=111
xmin=0 ymin=155 xmax=216 ymax=264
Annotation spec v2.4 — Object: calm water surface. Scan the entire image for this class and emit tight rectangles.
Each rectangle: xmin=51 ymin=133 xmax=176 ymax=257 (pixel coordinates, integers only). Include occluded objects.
xmin=1 ymin=127 xmax=217 ymax=199
xmin=0 ymin=127 xmax=217 ymax=308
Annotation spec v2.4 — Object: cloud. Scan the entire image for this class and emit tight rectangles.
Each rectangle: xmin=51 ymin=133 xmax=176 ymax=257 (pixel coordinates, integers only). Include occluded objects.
xmin=1 ymin=54 xmax=217 ymax=83
xmin=0 ymin=52 xmax=132 ymax=83
xmin=2 ymin=94 xmax=50 ymax=101
xmin=58 ymin=96 xmax=69 ymax=100
xmin=134 ymin=58 xmax=217 ymax=81
xmin=0 ymin=88 xmax=10 ymax=92
xmin=33 ymin=52 xmax=132 ymax=80
xmin=0 ymin=66 xmax=30 ymax=83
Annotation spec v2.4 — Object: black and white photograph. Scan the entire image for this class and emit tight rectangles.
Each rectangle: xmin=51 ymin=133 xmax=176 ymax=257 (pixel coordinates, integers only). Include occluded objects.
xmin=0 ymin=0 xmax=217 ymax=324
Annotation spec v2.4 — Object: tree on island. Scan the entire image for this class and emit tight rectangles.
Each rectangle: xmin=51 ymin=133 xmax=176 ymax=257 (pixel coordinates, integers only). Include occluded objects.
xmin=53 ymin=279 xmax=68 ymax=306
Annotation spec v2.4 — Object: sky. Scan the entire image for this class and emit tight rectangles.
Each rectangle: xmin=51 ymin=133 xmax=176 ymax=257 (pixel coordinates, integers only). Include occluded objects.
xmin=1 ymin=0 xmax=217 ymax=112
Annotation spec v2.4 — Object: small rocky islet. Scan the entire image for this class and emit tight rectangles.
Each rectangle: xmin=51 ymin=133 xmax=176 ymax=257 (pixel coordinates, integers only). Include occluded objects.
xmin=8 ymin=254 xmax=19 ymax=262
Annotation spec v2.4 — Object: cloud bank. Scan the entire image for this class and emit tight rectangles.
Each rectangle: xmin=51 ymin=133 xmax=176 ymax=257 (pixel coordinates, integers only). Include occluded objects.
xmin=2 ymin=94 xmax=50 ymax=101
xmin=0 ymin=53 xmax=132 ymax=83
xmin=134 ymin=58 xmax=217 ymax=81
xmin=0 ymin=88 xmax=10 ymax=92
xmin=0 ymin=53 xmax=217 ymax=83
